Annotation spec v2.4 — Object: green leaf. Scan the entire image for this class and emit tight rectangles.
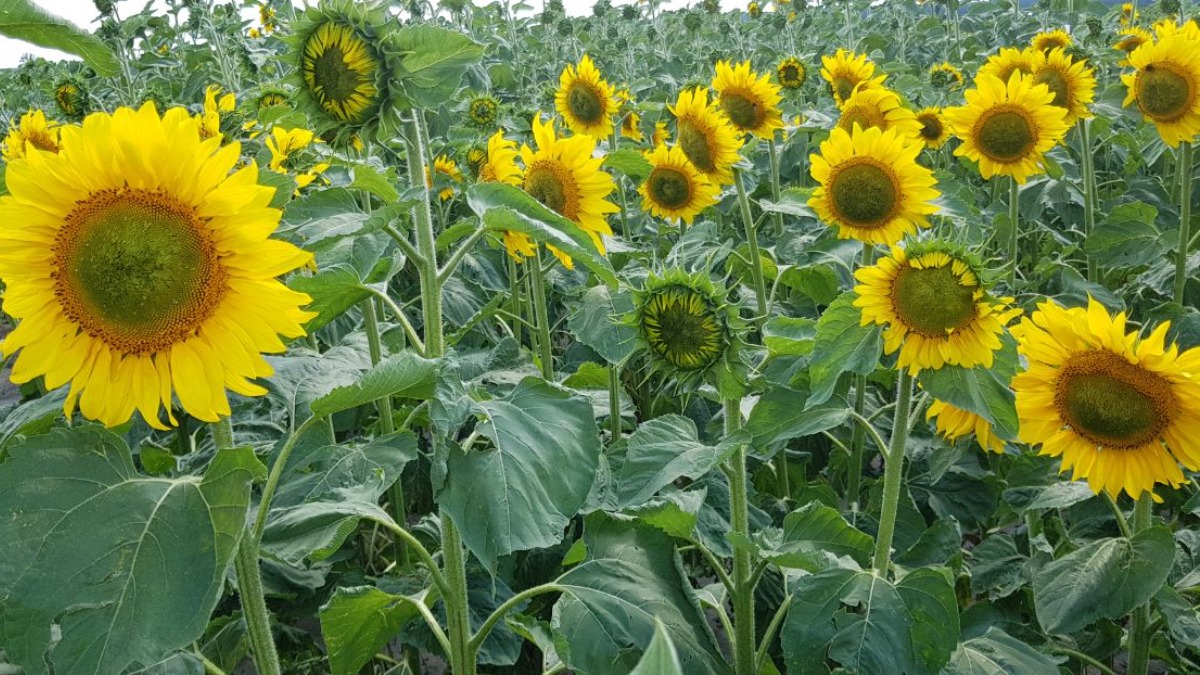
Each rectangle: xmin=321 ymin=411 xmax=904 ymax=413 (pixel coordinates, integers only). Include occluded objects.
xmin=0 ymin=426 xmax=263 ymax=675
xmin=758 ymin=187 xmax=816 ymax=218
xmin=746 ymin=385 xmax=849 ymax=447
xmin=567 ymin=284 xmax=638 ymax=364
xmin=350 ymin=164 xmax=401 ymax=203
xmin=467 ymin=182 xmax=617 ymax=286
xmin=1085 ymin=201 xmax=1165 ymax=269
xmin=767 ymin=502 xmax=873 ymax=569
xmin=628 ymin=621 xmax=685 ymax=675
xmin=782 ymin=567 xmax=960 ymax=675
xmin=1002 ymin=481 xmax=1094 ymax=514
xmin=289 ymin=230 xmax=401 ymax=330
xmin=762 ymin=317 xmax=817 ymax=357
xmin=393 ymin=25 xmax=484 ymax=106
xmin=616 ymin=415 xmax=746 ymax=507
xmin=310 ymin=352 xmax=439 ymax=418
xmin=0 ymin=0 xmax=119 ymax=76
xmin=439 ymin=377 xmax=602 ymax=569
xmin=552 ymin=514 xmax=730 ymax=675
xmin=604 ymin=149 xmax=653 ymax=182
xmin=917 ymin=337 xmax=1019 ymax=440
xmin=943 ymin=627 xmax=1061 ymax=675
xmin=1033 ymin=526 xmax=1175 ymax=634
xmin=321 ymin=586 xmax=426 ymax=675
xmin=807 ymin=292 xmax=882 ymax=406
xmin=263 ymin=495 xmax=394 ymax=565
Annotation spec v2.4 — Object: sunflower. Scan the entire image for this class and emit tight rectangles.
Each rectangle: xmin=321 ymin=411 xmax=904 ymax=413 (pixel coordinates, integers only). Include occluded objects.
xmin=651 ymin=120 xmax=668 ymax=146
xmin=54 ymin=80 xmax=86 ymax=120
xmin=927 ymin=399 xmax=1007 ymax=453
xmin=555 ymin=54 xmax=618 ymax=139
xmin=943 ymin=73 xmax=1069 ymax=183
xmin=1032 ymin=29 xmax=1073 ymax=53
xmin=1152 ymin=17 xmax=1200 ymax=41
xmin=2 ymin=110 xmax=60 ymax=162
xmin=638 ymin=144 xmax=719 ymax=225
xmin=293 ymin=4 xmax=389 ymax=133
xmin=821 ymin=49 xmax=887 ymax=106
xmin=710 ymin=60 xmax=784 ymax=140
xmin=468 ymin=95 xmax=500 ymax=128
xmin=1120 ymin=2 xmax=1138 ymax=26
xmin=929 ymin=62 xmax=965 ymax=90
xmin=198 ymin=84 xmax=236 ymax=141
xmin=1012 ymin=298 xmax=1200 ymax=499
xmin=915 ymin=107 xmax=950 ymax=149
xmin=747 ymin=1 xmax=761 ymax=17
xmin=256 ymin=89 xmax=290 ymax=110
xmin=809 ymin=126 xmax=939 ymax=246
xmin=1121 ymin=34 xmax=1200 ymax=147
xmin=669 ymin=87 xmax=743 ymax=186
xmin=635 ymin=270 xmax=733 ymax=373
xmin=978 ymin=47 xmax=1036 ymax=85
xmin=1029 ymin=48 xmax=1096 ymax=126
xmin=1114 ymin=27 xmax=1153 ymax=65
xmin=0 ymin=104 xmax=315 ymax=428
xmin=835 ymin=87 xmax=923 ymax=141
xmin=777 ymin=57 xmax=807 ymax=90
xmin=478 ymin=130 xmax=523 ymax=186
xmin=426 ymin=154 xmax=463 ymax=201
xmin=853 ymin=244 xmax=1016 ymax=374
xmin=622 ymin=111 xmax=645 ymax=142
xmin=266 ymin=126 xmax=329 ymax=190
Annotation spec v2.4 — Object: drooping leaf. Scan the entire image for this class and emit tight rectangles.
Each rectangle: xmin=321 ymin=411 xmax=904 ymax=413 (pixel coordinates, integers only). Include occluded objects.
xmin=943 ymin=627 xmax=1061 ymax=675
xmin=604 ymin=149 xmax=653 ymax=182
xmin=0 ymin=0 xmax=118 ymax=75
xmin=567 ymin=284 xmax=638 ymax=364
xmin=393 ymin=25 xmax=485 ymax=106
xmin=628 ymin=621 xmax=685 ymax=675
xmin=746 ymin=385 xmax=849 ymax=447
xmin=615 ymin=415 xmax=746 ymax=507
xmin=320 ymin=586 xmax=427 ymax=675
xmin=763 ymin=502 xmax=874 ymax=569
xmin=310 ymin=352 xmax=439 ymax=418
xmin=807 ymin=292 xmax=883 ymax=406
xmin=917 ymin=337 xmax=1019 ymax=440
xmin=1085 ymin=201 xmax=1166 ymax=269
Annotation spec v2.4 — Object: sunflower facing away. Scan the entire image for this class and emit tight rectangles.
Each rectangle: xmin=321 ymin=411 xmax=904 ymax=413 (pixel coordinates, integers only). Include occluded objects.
xmin=1012 ymin=298 xmax=1200 ymax=499
xmin=1121 ymin=33 xmax=1200 ymax=147
xmin=0 ymin=104 xmax=315 ymax=428
xmin=777 ymin=57 xmax=807 ymax=90
xmin=2 ymin=110 xmax=61 ymax=162
xmin=639 ymin=143 xmax=720 ymax=225
xmin=474 ymin=131 xmax=542 ymax=263
xmin=555 ymin=54 xmax=619 ymax=138
xmin=835 ymin=87 xmax=923 ymax=141
xmin=978 ymin=47 xmax=1036 ymax=85
xmin=669 ymin=87 xmax=743 ymax=186
xmin=635 ymin=271 xmax=733 ymax=373
xmin=299 ymin=19 xmax=382 ymax=126
xmin=929 ymin=62 xmax=965 ymax=90
xmin=821 ymin=49 xmax=887 ymax=106
xmin=1113 ymin=27 xmax=1152 ymax=65
xmin=711 ymin=60 xmax=785 ymax=139
xmin=54 ymin=80 xmax=86 ymax=119
xmin=1032 ymin=29 xmax=1072 ymax=53
xmin=915 ymin=107 xmax=950 ymax=149
xmin=927 ymin=399 xmax=1007 ymax=453
xmin=854 ymin=244 xmax=1017 ymax=374
xmin=943 ymin=73 xmax=1069 ymax=183
xmin=1029 ymin=48 xmax=1096 ymax=126
xmin=809 ymin=125 xmax=940 ymax=245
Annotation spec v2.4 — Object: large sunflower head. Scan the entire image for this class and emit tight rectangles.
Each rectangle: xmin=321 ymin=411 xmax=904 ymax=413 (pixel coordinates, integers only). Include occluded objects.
xmin=978 ymin=47 xmax=1037 ymax=85
xmin=835 ymin=87 xmax=923 ymax=141
xmin=1012 ymin=298 xmax=1200 ymax=499
xmin=853 ymin=243 xmax=1018 ymax=374
xmin=809 ymin=125 xmax=940 ymax=246
xmin=0 ymin=103 xmax=315 ymax=429
xmin=668 ymin=87 xmax=743 ymax=186
xmin=711 ymin=60 xmax=785 ymax=139
xmin=555 ymin=54 xmax=619 ymax=138
xmin=929 ymin=62 xmax=965 ymax=90
xmin=821 ymin=49 xmax=887 ymax=106
xmin=777 ymin=57 xmax=807 ymax=90
xmin=633 ymin=269 xmax=740 ymax=377
xmin=927 ymin=399 xmax=1007 ymax=454
xmin=1029 ymin=48 xmax=1096 ymax=126
xmin=943 ymin=72 xmax=1069 ymax=183
xmin=2 ymin=110 xmax=61 ymax=162
xmin=1032 ymin=29 xmax=1073 ymax=53
xmin=915 ymin=107 xmax=950 ymax=149
xmin=1120 ymin=34 xmax=1200 ymax=147
xmin=638 ymin=143 xmax=720 ymax=225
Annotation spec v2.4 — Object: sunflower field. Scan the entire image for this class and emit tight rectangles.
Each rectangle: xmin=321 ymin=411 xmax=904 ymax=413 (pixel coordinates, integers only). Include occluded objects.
xmin=1 ymin=0 xmax=1200 ymax=672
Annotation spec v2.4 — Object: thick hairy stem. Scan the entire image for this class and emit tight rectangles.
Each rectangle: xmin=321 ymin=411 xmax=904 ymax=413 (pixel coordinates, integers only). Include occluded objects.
xmin=1175 ymin=142 xmax=1194 ymax=304
xmin=1007 ymin=177 xmax=1020 ymax=289
xmin=724 ymin=398 xmax=756 ymax=675
xmin=734 ymin=169 xmax=769 ymax=325
xmin=1126 ymin=495 xmax=1155 ymax=675
xmin=872 ymin=370 xmax=913 ymax=575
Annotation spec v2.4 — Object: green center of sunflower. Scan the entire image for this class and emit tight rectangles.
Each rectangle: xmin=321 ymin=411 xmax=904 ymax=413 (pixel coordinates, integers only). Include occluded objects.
xmin=469 ymin=98 xmax=497 ymax=124
xmin=976 ymin=109 xmax=1035 ymax=162
xmin=832 ymin=76 xmax=856 ymax=102
xmin=56 ymin=85 xmax=80 ymax=116
xmin=829 ymin=161 xmax=897 ymax=227
xmin=720 ymin=92 xmax=762 ymax=130
xmin=641 ymin=285 xmax=726 ymax=371
xmin=53 ymin=188 xmax=226 ymax=355
xmin=891 ymin=264 xmax=977 ymax=336
xmin=647 ymin=167 xmax=693 ymax=208
xmin=1137 ymin=65 xmax=1192 ymax=121
xmin=259 ymin=93 xmax=287 ymax=109
xmin=1055 ymin=350 xmax=1177 ymax=449
xmin=567 ymin=82 xmax=605 ymax=125
xmin=525 ymin=164 xmax=571 ymax=215
xmin=310 ymin=42 xmax=362 ymax=107
xmin=1034 ymin=69 xmax=1070 ymax=108
xmin=677 ymin=120 xmax=715 ymax=172
xmin=918 ymin=115 xmax=944 ymax=141
xmin=781 ymin=65 xmax=800 ymax=85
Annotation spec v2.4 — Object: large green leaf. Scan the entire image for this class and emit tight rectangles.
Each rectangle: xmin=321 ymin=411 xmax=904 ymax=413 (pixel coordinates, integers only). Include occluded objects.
xmin=320 ymin=586 xmax=427 ymax=675
xmin=567 ymin=284 xmax=638 ymax=364
xmin=782 ymin=567 xmax=959 ymax=675
xmin=0 ymin=0 xmax=118 ymax=76
xmin=746 ymin=385 xmax=849 ymax=447
xmin=1085 ymin=201 xmax=1166 ymax=269
xmin=763 ymin=502 xmax=873 ymax=569
xmin=917 ymin=337 xmax=1020 ymax=440
xmin=628 ymin=621 xmax=684 ymax=675
xmin=1033 ymin=526 xmax=1175 ymax=634
xmin=552 ymin=514 xmax=730 ymax=675
xmin=807 ymin=292 xmax=883 ymax=406
xmin=943 ymin=627 xmax=1061 ymax=675
xmin=393 ymin=25 xmax=484 ymax=106
xmin=0 ymin=426 xmax=263 ymax=675
xmin=467 ymin=182 xmax=618 ymax=286
xmin=438 ymin=377 xmax=602 ymax=569
xmin=615 ymin=415 xmax=746 ymax=507
xmin=310 ymin=352 xmax=439 ymax=418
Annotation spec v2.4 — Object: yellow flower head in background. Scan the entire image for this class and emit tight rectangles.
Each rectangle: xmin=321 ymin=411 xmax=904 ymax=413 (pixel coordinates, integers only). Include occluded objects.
xmin=0 ymin=104 xmax=315 ymax=428
xmin=1113 ymin=27 xmax=1152 ymax=65
xmin=426 ymin=154 xmax=464 ymax=201
xmin=712 ymin=60 xmax=785 ymax=139
xmin=777 ymin=57 xmax=807 ymax=89
xmin=978 ymin=47 xmax=1036 ymax=85
xmin=668 ymin=87 xmax=743 ymax=186
xmin=929 ymin=62 xmax=965 ymax=90
xmin=915 ymin=107 xmax=950 ymax=149
xmin=638 ymin=143 xmax=720 ymax=225
xmin=2 ymin=110 xmax=60 ymax=162
xmin=928 ymin=399 xmax=1007 ymax=454
xmin=198 ymin=84 xmax=236 ymax=141
xmin=1032 ymin=28 xmax=1072 ymax=53
xmin=836 ymin=87 xmax=923 ymax=141
xmin=1029 ymin=47 xmax=1096 ymax=126
xmin=821 ymin=49 xmax=887 ymax=106
xmin=622 ymin=111 xmax=645 ymax=142
xmin=301 ymin=20 xmax=381 ymax=125
xmin=555 ymin=54 xmax=619 ymax=138
xmin=1121 ymin=33 xmax=1200 ymax=147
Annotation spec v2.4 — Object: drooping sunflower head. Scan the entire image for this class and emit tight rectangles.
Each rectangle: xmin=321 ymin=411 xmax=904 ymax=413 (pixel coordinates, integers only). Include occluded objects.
xmin=809 ymin=125 xmax=940 ymax=246
xmin=1011 ymin=298 xmax=1200 ymax=499
xmin=255 ymin=87 xmax=291 ymax=111
xmin=468 ymin=95 xmax=500 ymax=128
xmin=943 ymin=72 xmax=1070 ymax=183
xmin=820 ymin=49 xmax=887 ymax=106
xmin=1120 ymin=1 xmax=1138 ymax=25
xmin=853 ymin=242 xmax=1017 ymax=374
xmin=777 ymin=57 xmax=807 ymax=90
xmin=1120 ymin=33 xmax=1200 ymax=147
xmin=1029 ymin=48 xmax=1096 ymax=126
xmin=668 ymin=87 xmax=744 ymax=186
xmin=929 ymin=62 xmax=965 ymax=90
xmin=2 ymin=110 xmax=61 ymax=162
xmin=914 ymin=107 xmax=950 ymax=149
xmin=638 ymin=143 xmax=720 ymax=225
xmin=622 ymin=111 xmax=645 ymax=142
xmin=835 ymin=87 xmax=923 ymax=141
xmin=0 ymin=103 xmax=316 ymax=429
xmin=711 ymin=60 xmax=784 ymax=139
xmin=651 ymin=119 xmax=669 ymax=147
xmin=927 ymin=399 xmax=1007 ymax=454
xmin=1032 ymin=29 xmax=1073 ymax=53
xmin=978 ymin=47 xmax=1037 ymax=85
xmin=1114 ymin=27 xmax=1153 ymax=65
xmin=53 ymin=79 xmax=87 ymax=120
xmin=555 ymin=54 xmax=619 ymax=138
xmin=633 ymin=270 xmax=740 ymax=377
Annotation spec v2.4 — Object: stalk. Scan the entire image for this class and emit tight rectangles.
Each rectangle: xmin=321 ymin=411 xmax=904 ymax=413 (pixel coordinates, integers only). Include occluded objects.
xmin=363 ymin=299 xmax=407 ymax=566
xmin=507 ymin=255 xmax=524 ymax=346
xmin=846 ymin=245 xmax=877 ymax=508
xmin=1175 ymin=142 xmax=1194 ymax=304
xmin=734 ymin=169 xmax=769 ymax=325
xmin=724 ymin=398 xmax=756 ymax=675
xmin=1126 ymin=494 xmax=1154 ymax=675
xmin=872 ymin=370 xmax=914 ymax=575
xmin=608 ymin=363 xmax=622 ymax=440
xmin=766 ymin=138 xmax=784 ymax=236
xmin=529 ymin=251 xmax=555 ymax=380
xmin=1007 ymin=177 xmax=1020 ymax=289
xmin=1079 ymin=120 xmax=1098 ymax=282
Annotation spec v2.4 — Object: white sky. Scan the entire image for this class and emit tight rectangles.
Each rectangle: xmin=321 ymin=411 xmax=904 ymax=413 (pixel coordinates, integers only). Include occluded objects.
xmin=0 ymin=0 xmax=679 ymax=69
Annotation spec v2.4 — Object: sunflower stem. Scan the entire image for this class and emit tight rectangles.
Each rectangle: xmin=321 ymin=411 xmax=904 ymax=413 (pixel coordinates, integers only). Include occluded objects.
xmin=608 ymin=362 xmax=622 ymax=440
xmin=1175 ymin=142 xmax=1194 ymax=304
xmin=214 ymin=417 xmax=282 ymax=675
xmin=1006 ymin=176 xmax=1020 ymax=289
xmin=766 ymin=138 xmax=784 ymax=237
xmin=1079 ymin=119 xmax=1099 ymax=282
xmin=610 ymin=131 xmax=631 ymax=240
xmin=734 ymin=169 xmax=769 ymax=326
xmin=363 ymin=299 xmax=408 ymax=567
xmin=1127 ymin=493 xmax=1155 ymax=675
xmin=529 ymin=249 xmax=555 ymax=380
xmin=724 ymin=397 xmax=756 ymax=675
xmin=507 ymin=255 xmax=524 ymax=346
xmin=847 ymin=245 xmax=876 ymax=510
xmin=872 ymin=369 xmax=913 ymax=576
